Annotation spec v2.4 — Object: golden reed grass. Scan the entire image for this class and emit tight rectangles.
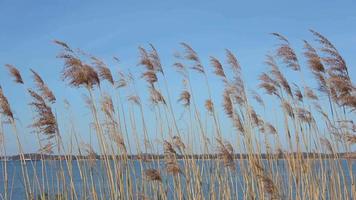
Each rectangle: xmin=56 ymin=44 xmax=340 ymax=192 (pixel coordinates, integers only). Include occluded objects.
xmin=0 ymin=30 xmax=355 ymax=200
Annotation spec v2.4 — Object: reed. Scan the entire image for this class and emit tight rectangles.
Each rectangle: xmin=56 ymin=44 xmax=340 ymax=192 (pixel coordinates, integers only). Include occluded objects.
xmin=0 ymin=30 xmax=355 ymax=200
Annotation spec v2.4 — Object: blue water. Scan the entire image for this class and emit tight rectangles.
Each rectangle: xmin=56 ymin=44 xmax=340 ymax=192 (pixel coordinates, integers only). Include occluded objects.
xmin=0 ymin=159 xmax=355 ymax=199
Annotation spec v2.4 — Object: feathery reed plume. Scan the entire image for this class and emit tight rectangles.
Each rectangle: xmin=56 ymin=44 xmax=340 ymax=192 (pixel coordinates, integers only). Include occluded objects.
xmin=256 ymin=174 xmax=280 ymax=199
xmin=303 ymin=40 xmax=330 ymax=93
xmin=37 ymin=143 xmax=54 ymax=154
xmin=101 ymin=94 xmax=127 ymax=153
xmin=127 ymin=95 xmax=141 ymax=106
xmin=293 ymin=85 xmax=303 ymax=102
xmin=296 ymin=107 xmax=314 ymax=123
xmin=344 ymin=134 xmax=356 ymax=144
xmin=101 ymin=94 xmax=115 ymax=120
xmin=138 ymin=46 xmax=160 ymax=86
xmin=141 ymin=71 xmax=158 ymax=85
xmin=144 ymin=169 xmax=162 ymax=182
xmin=247 ymin=106 xmax=261 ymax=128
xmin=250 ymin=90 xmax=265 ymax=108
xmin=116 ymin=71 xmax=128 ymax=88
xmin=30 ymin=69 xmax=56 ymax=103
xmin=180 ymin=43 xmax=200 ymax=62
xmin=271 ymin=32 xmax=300 ymax=71
xmin=226 ymin=50 xmax=247 ymax=105
xmin=138 ymin=47 xmax=154 ymax=71
xmin=28 ymin=89 xmax=58 ymax=139
xmin=53 ymin=40 xmax=73 ymax=52
xmin=138 ymin=44 xmax=163 ymax=74
xmin=112 ymin=133 xmax=127 ymax=153
xmin=233 ymin=114 xmax=245 ymax=135
xmin=266 ymin=55 xmax=292 ymax=97
xmin=180 ymin=43 xmax=204 ymax=73
xmin=55 ymin=40 xmax=100 ymax=88
xmin=310 ymin=30 xmax=348 ymax=76
xmin=172 ymin=136 xmax=185 ymax=153
xmin=0 ymin=86 xmax=14 ymax=120
xmin=173 ymin=62 xmax=188 ymax=77
xmin=264 ymin=122 xmax=277 ymax=135
xmin=149 ymin=87 xmax=166 ymax=105
xmin=148 ymin=44 xmax=163 ymax=74
xmin=5 ymin=64 xmax=24 ymax=84
xmin=225 ymin=49 xmax=241 ymax=74
xmin=164 ymin=140 xmax=176 ymax=154
xmin=216 ymin=138 xmax=235 ymax=169
xmin=210 ymin=56 xmax=226 ymax=81
xmin=258 ymin=73 xmax=280 ymax=98
xmin=178 ymin=90 xmax=190 ymax=107
xmin=310 ymin=30 xmax=356 ymax=110
xmin=92 ymin=56 xmax=114 ymax=85
xmin=304 ymin=86 xmax=318 ymax=100
xmin=303 ymin=40 xmax=325 ymax=73
xmin=223 ymin=88 xmax=233 ymax=118
xmin=81 ymin=143 xmax=98 ymax=166
xmin=205 ymin=99 xmax=214 ymax=113
xmin=320 ymin=137 xmax=334 ymax=153
xmin=0 ymin=132 xmax=3 ymax=146
xmin=282 ymin=100 xmax=294 ymax=118
xmin=163 ymin=140 xmax=181 ymax=175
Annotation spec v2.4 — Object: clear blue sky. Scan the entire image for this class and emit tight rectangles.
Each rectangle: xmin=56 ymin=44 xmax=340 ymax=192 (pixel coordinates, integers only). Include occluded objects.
xmin=0 ymin=0 xmax=355 ymax=154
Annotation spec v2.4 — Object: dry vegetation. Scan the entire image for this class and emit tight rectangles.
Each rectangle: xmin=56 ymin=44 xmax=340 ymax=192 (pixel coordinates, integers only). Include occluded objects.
xmin=0 ymin=30 xmax=355 ymax=199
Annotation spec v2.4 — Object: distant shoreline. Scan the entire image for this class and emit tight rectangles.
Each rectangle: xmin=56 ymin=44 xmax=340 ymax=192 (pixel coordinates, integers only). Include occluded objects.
xmin=1 ymin=152 xmax=355 ymax=161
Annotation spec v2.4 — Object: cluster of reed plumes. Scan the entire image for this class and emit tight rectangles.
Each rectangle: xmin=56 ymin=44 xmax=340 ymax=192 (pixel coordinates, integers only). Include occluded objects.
xmin=0 ymin=30 xmax=355 ymax=200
